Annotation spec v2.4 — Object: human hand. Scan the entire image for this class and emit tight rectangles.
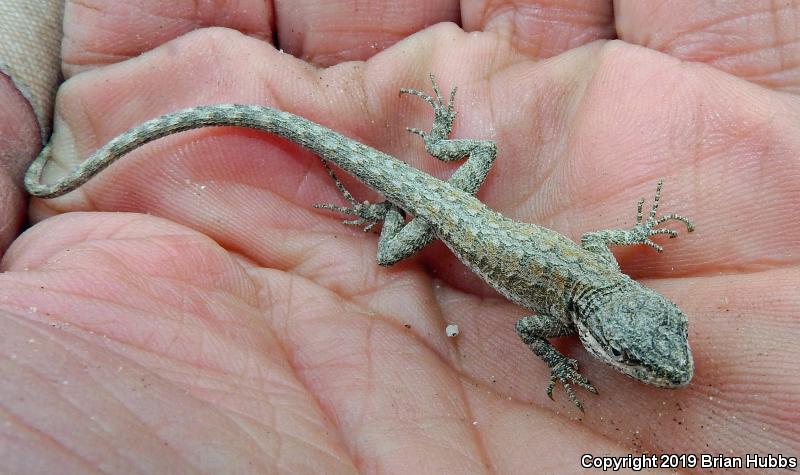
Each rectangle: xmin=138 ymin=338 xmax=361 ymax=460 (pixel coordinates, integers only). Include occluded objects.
xmin=0 ymin=73 xmax=40 ymax=252
xmin=3 ymin=2 xmax=799 ymax=473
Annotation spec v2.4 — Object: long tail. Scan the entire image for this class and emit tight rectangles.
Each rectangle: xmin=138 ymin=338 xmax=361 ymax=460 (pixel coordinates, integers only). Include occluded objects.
xmin=24 ymin=104 xmax=402 ymax=199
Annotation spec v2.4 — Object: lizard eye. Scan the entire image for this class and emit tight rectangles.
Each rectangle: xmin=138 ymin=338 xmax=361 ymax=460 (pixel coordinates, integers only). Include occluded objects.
xmin=608 ymin=341 xmax=645 ymax=366
xmin=609 ymin=341 xmax=625 ymax=360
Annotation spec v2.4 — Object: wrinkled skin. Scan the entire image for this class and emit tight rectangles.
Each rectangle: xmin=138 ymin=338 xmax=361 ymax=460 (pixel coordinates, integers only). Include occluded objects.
xmin=1 ymin=1 xmax=799 ymax=473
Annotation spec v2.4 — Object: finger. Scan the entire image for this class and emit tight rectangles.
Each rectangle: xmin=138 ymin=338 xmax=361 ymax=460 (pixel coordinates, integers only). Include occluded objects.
xmin=615 ymin=0 xmax=800 ymax=93
xmin=62 ymin=0 xmax=274 ymax=77
xmin=0 ymin=74 xmax=39 ymax=253
xmin=62 ymin=0 xmax=459 ymax=77
xmin=275 ymin=1 xmax=459 ymax=66
xmin=462 ymin=0 xmax=615 ymax=59
xmin=0 ymin=0 xmax=63 ymax=252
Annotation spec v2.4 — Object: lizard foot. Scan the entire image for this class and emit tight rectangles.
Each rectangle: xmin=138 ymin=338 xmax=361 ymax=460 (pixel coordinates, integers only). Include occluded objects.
xmin=399 ymin=73 xmax=456 ymax=143
xmin=313 ymin=160 xmax=391 ymax=232
xmin=547 ymin=355 xmax=598 ymax=411
xmin=626 ymin=179 xmax=694 ymax=252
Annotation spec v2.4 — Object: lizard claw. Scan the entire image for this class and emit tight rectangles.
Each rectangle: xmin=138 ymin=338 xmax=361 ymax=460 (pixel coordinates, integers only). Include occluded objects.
xmin=313 ymin=160 xmax=389 ymax=231
xmin=629 ymin=179 xmax=694 ymax=252
xmin=547 ymin=356 xmax=598 ymax=411
xmin=400 ymin=73 xmax=457 ymax=139
xmin=313 ymin=203 xmax=376 ymax=231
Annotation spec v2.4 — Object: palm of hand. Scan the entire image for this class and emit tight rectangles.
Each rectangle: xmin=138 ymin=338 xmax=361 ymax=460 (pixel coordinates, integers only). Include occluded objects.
xmin=3 ymin=5 xmax=799 ymax=474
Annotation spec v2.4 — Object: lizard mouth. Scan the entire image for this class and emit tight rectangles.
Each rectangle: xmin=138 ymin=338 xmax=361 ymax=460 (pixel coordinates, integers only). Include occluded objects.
xmin=645 ymin=350 xmax=694 ymax=388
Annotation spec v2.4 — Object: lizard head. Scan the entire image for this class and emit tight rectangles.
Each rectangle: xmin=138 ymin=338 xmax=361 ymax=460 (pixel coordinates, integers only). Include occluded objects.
xmin=575 ymin=283 xmax=693 ymax=388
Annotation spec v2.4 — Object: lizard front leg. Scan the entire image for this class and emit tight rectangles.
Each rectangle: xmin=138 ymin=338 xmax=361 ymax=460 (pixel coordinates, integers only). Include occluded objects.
xmin=580 ymin=179 xmax=694 ymax=268
xmin=316 ymin=74 xmax=497 ymax=266
xmin=516 ymin=315 xmax=598 ymax=410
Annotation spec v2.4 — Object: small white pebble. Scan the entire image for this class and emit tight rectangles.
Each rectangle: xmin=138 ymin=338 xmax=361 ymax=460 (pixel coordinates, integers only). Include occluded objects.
xmin=445 ymin=324 xmax=460 ymax=337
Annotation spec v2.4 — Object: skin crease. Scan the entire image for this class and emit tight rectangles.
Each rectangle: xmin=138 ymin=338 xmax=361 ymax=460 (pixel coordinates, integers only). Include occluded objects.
xmin=1 ymin=0 xmax=800 ymax=473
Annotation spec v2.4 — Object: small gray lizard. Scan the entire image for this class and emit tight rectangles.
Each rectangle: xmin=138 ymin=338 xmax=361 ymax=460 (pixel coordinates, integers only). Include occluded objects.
xmin=25 ymin=75 xmax=695 ymax=410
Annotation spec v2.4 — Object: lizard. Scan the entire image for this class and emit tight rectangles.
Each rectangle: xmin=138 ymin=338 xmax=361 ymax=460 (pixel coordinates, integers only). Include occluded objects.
xmin=24 ymin=74 xmax=695 ymax=410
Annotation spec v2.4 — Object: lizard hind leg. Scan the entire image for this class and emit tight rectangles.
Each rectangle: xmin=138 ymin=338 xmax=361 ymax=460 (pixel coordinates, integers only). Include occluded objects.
xmin=400 ymin=73 xmax=457 ymax=155
xmin=400 ymin=74 xmax=499 ymax=196
xmin=315 ymin=74 xmax=499 ymax=265
xmin=313 ymin=160 xmax=394 ymax=232
xmin=313 ymin=159 xmax=431 ymax=266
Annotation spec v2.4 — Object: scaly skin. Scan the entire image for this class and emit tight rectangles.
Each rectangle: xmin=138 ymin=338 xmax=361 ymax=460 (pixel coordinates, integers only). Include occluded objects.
xmin=25 ymin=75 xmax=694 ymax=410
